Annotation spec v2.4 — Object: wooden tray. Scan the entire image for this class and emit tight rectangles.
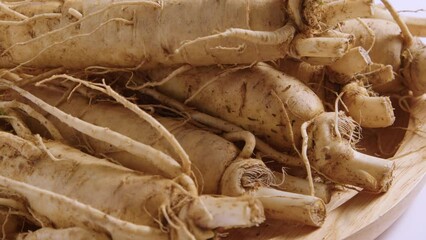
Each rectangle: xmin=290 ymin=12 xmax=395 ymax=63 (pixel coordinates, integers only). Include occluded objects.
xmin=228 ymin=96 xmax=426 ymax=239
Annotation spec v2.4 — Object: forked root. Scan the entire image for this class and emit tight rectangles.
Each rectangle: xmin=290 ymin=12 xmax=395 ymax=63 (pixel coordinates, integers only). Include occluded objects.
xmin=0 ymin=100 xmax=64 ymax=141
xmin=306 ymin=112 xmax=395 ymax=193
xmin=139 ymin=88 xmax=304 ymax=167
xmin=2 ymin=81 xmax=184 ymax=179
xmin=39 ymin=74 xmax=192 ymax=176
xmin=0 ymin=130 xmax=266 ymax=239
xmin=342 ymin=81 xmax=395 ymax=128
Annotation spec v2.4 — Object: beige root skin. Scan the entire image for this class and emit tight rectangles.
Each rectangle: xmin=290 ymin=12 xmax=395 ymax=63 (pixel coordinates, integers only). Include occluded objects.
xmin=16 ymin=227 xmax=110 ymax=240
xmin=152 ymin=63 xmax=324 ymax=151
xmin=307 ymin=112 xmax=395 ymax=193
xmin=39 ymin=74 xmax=192 ymax=176
xmin=0 ymin=0 xmax=290 ymax=69
xmin=275 ymin=58 xmax=326 ymax=100
xmin=220 ymin=159 xmax=325 ymax=226
xmin=3 ymin=82 xmax=185 ymax=179
xmin=220 ymin=159 xmax=273 ymax=197
xmin=287 ymin=0 xmax=373 ymax=32
xmin=0 ymin=174 xmax=169 ymax=240
xmin=0 ymin=155 xmax=168 ymax=240
xmin=139 ymin=88 xmax=304 ymax=167
xmin=327 ymin=47 xmax=372 ymax=84
xmin=251 ymin=187 xmax=325 ymax=227
xmin=342 ymin=81 xmax=395 ymax=128
xmin=361 ymin=63 xmax=395 ymax=86
xmin=184 ymin=195 xmax=264 ymax=230
xmin=339 ymin=18 xmax=403 ymax=70
xmin=290 ymin=35 xmax=352 ymax=59
xmin=25 ymin=86 xmax=319 ymax=227
xmin=47 ymin=142 xmax=265 ymax=238
xmin=402 ymin=42 xmax=426 ymax=96
xmin=272 ymin=172 xmax=332 ymax=203
xmin=0 ymin=131 xmax=266 ymax=239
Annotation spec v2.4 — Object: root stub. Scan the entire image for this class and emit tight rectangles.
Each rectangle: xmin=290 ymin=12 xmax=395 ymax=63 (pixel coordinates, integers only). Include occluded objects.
xmin=306 ymin=112 xmax=395 ymax=193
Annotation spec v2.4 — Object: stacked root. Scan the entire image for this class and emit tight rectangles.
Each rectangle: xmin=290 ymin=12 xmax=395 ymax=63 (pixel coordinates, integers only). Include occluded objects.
xmin=0 ymin=0 xmax=425 ymax=239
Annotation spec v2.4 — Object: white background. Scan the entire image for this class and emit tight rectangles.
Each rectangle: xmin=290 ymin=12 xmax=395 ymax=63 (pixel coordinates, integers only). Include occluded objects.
xmin=375 ymin=1 xmax=425 ymax=240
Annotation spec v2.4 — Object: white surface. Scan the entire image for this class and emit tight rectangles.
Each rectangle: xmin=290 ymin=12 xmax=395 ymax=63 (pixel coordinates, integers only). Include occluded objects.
xmin=374 ymin=1 xmax=426 ymax=239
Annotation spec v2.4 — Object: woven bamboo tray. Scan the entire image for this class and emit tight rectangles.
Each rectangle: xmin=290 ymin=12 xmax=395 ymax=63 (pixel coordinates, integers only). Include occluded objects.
xmin=228 ymin=95 xmax=426 ymax=239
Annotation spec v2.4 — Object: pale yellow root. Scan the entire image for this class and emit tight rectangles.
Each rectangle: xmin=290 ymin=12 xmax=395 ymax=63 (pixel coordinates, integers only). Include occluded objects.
xmin=287 ymin=0 xmax=373 ymax=31
xmin=174 ymin=23 xmax=296 ymax=55
xmin=16 ymin=227 xmax=110 ymax=240
xmin=342 ymin=81 xmax=395 ymax=128
xmin=0 ymin=176 xmax=168 ymax=240
xmin=38 ymin=74 xmax=192 ymax=175
xmin=290 ymin=36 xmax=351 ymax=59
xmin=307 ymin=112 xmax=395 ymax=193
xmin=327 ymin=47 xmax=372 ymax=84
xmin=219 ymin=158 xmax=324 ymax=226
xmin=2 ymin=81 xmax=184 ymax=179
xmin=251 ymin=187 xmax=325 ymax=227
xmin=139 ymin=88 xmax=304 ymax=167
xmin=401 ymin=42 xmax=426 ymax=96
xmin=0 ymin=2 xmax=28 ymax=20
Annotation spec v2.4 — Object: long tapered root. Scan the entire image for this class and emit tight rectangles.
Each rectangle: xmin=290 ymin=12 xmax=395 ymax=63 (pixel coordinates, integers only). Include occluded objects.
xmin=38 ymin=74 xmax=192 ymax=175
xmin=139 ymin=88 xmax=304 ymax=167
xmin=2 ymin=81 xmax=184 ymax=179
xmin=377 ymin=1 xmax=414 ymax=46
xmin=0 ymin=100 xmax=64 ymax=141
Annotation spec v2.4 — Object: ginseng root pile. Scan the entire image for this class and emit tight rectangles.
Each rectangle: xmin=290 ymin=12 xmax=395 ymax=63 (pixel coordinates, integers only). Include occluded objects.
xmin=0 ymin=0 xmax=424 ymax=239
